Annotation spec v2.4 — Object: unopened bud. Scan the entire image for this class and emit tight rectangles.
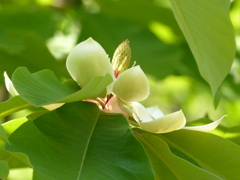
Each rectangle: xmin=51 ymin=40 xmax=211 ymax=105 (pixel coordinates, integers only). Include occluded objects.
xmin=112 ymin=40 xmax=131 ymax=77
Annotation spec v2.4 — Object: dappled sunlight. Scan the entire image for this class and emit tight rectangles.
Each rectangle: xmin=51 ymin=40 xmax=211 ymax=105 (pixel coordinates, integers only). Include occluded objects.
xmin=1 ymin=0 xmax=240 ymax=179
xmin=149 ymin=21 xmax=179 ymax=44
xmin=7 ymin=168 xmax=32 ymax=180
xmin=144 ymin=75 xmax=213 ymax=121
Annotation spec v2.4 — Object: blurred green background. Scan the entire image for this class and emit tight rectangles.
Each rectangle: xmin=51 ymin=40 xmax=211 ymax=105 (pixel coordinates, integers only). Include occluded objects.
xmin=1 ymin=0 xmax=240 ymax=179
xmin=1 ymin=0 xmax=240 ymax=133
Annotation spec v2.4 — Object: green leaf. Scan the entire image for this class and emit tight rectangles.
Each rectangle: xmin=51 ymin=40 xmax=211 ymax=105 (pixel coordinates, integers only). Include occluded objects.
xmin=135 ymin=132 xmax=221 ymax=180
xmin=169 ymin=0 xmax=236 ymax=94
xmin=61 ymin=79 xmax=80 ymax=92
xmin=214 ymin=90 xmax=222 ymax=109
xmin=0 ymin=124 xmax=8 ymax=143
xmin=12 ymin=67 xmax=74 ymax=106
xmin=5 ymin=102 xmax=154 ymax=180
xmin=0 ymin=96 xmax=33 ymax=118
xmin=160 ymin=130 xmax=240 ymax=179
xmin=57 ymin=75 xmax=113 ymax=103
xmin=2 ymin=117 xmax=28 ymax=136
xmin=0 ymin=118 xmax=31 ymax=169
xmin=0 ymin=160 xmax=9 ymax=180
xmin=12 ymin=67 xmax=113 ymax=107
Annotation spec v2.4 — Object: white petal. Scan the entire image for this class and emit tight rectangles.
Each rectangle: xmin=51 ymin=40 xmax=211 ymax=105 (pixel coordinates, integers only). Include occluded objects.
xmin=66 ymin=37 xmax=114 ymax=88
xmin=182 ymin=115 xmax=226 ymax=132
xmin=138 ymin=110 xmax=186 ymax=133
xmin=146 ymin=106 xmax=164 ymax=119
xmin=132 ymin=102 xmax=153 ymax=122
xmin=4 ymin=72 xmax=19 ymax=97
xmin=113 ymin=66 xmax=149 ymax=102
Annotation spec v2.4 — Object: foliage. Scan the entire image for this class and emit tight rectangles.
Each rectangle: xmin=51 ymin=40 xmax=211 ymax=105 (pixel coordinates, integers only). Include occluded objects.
xmin=1 ymin=0 xmax=240 ymax=179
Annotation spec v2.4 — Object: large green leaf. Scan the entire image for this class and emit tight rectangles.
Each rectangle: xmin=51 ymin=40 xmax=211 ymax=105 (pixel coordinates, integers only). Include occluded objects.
xmin=12 ymin=67 xmax=113 ymax=107
xmin=169 ymin=0 xmax=236 ymax=94
xmin=159 ymin=130 xmax=240 ymax=179
xmin=5 ymin=102 xmax=154 ymax=180
xmin=135 ymin=132 xmax=221 ymax=180
xmin=0 ymin=160 xmax=9 ymax=180
xmin=0 ymin=118 xmax=31 ymax=169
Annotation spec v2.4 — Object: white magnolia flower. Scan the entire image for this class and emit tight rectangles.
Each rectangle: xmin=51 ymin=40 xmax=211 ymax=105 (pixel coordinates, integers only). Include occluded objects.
xmin=66 ymin=38 xmax=223 ymax=134
xmin=131 ymin=102 xmax=225 ymax=134
xmin=67 ymin=37 xmax=150 ymax=103
xmin=4 ymin=37 xmax=225 ymax=133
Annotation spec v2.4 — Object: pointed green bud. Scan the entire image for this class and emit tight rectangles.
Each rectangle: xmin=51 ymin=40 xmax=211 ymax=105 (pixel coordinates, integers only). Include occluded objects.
xmin=113 ymin=66 xmax=149 ymax=102
xmin=112 ymin=40 xmax=131 ymax=77
xmin=66 ymin=37 xmax=114 ymax=88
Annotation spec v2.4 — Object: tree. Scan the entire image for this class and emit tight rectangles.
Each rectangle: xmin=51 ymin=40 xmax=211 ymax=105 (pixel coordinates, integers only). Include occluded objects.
xmin=0 ymin=0 xmax=240 ymax=179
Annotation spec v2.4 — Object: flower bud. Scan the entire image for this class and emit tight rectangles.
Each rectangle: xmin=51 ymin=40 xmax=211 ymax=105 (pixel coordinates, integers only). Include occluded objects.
xmin=112 ymin=65 xmax=149 ymax=102
xmin=112 ymin=40 xmax=131 ymax=77
xmin=66 ymin=37 xmax=114 ymax=88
